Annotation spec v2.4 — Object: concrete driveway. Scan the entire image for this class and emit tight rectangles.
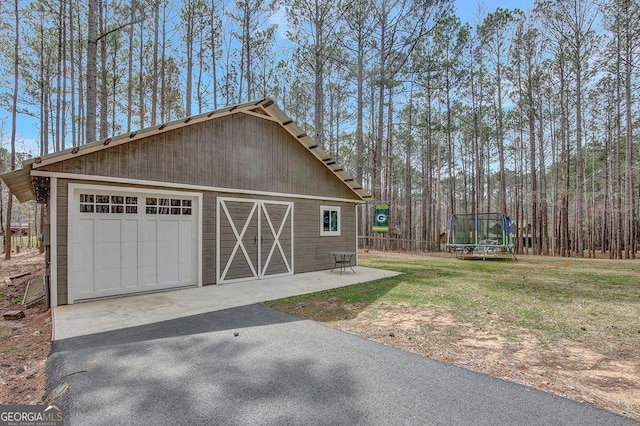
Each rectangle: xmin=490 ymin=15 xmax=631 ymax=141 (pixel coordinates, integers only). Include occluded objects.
xmin=47 ymin=268 xmax=638 ymax=425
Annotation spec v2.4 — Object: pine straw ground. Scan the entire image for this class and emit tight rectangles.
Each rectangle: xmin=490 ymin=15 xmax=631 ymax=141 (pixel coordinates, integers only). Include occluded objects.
xmin=0 ymin=248 xmax=50 ymax=405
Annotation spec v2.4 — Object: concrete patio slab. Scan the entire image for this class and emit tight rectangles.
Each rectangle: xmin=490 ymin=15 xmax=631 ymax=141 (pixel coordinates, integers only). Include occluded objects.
xmin=52 ymin=266 xmax=400 ymax=340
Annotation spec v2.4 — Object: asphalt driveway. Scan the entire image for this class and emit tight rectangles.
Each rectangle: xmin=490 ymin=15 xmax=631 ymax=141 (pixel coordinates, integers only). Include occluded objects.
xmin=48 ymin=304 xmax=637 ymax=426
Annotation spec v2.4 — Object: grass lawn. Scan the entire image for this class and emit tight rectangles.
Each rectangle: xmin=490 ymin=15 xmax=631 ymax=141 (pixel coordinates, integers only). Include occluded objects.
xmin=265 ymin=252 xmax=640 ymax=420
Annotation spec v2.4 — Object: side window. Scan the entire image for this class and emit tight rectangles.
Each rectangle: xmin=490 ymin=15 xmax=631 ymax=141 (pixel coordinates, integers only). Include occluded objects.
xmin=320 ymin=206 xmax=340 ymax=236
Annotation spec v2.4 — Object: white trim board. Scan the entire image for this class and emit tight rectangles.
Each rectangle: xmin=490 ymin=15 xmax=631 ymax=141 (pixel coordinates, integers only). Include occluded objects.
xmin=49 ymin=177 xmax=58 ymax=308
xmin=31 ymin=170 xmax=364 ymax=204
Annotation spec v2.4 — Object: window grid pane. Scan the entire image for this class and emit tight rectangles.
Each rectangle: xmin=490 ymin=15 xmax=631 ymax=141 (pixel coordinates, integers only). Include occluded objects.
xmin=321 ymin=207 xmax=340 ymax=235
xmin=144 ymin=197 xmax=193 ymax=215
xmin=79 ymin=195 xmax=191 ymax=215
xmin=323 ymin=211 xmax=330 ymax=232
xmin=80 ymin=193 xmax=141 ymax=214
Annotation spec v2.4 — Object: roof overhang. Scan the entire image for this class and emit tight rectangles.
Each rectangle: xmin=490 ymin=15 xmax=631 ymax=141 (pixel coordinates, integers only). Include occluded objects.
xmin=1 ymin=166 xmax=35 ymax=203
xmin=1 ymin=99 xmax=371 ymax=203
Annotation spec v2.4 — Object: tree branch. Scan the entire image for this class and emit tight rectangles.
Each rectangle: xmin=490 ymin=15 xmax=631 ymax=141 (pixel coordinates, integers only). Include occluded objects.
xmin=96 ymin=15 xmax=146 ymax=42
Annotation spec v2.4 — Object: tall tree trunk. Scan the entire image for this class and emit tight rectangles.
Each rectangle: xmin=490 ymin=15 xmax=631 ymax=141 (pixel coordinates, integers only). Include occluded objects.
xmin=77 ymin=5 xmax=85 ymax=145
xmin=69 ymin=0 xmax=76 ymax=147
xmin=86 ymin=0 xmax=98 ymax=143
xmin=602 ymin=103 xmax=611 ymax=254
xmin=355 ymin=26 xmax=365 ymax=239
xmin=39 ymin=9 xmax=50 ymax=155
xmin=559 ymin=50 xmax=569 ymax=257
xmin=55 ymin=1 xmax=63 ymax=152
xmin=496 ymin=52 xmax=507 ymax=215
xmin=313 ymin=0 xmax=325 ymax=148
xmin=99 ymin=0 xmax=108 ymax=139
xmin=6 ymin=0 xmax=19 ymax=259
xmin=151 ymin=0 xmax=159 ymax=125
xmin=61 ymin=4 xmax=68 ymax=151
xmin=446 ymin=63 xmax=455 ymax=217
xmin=127 ymin=4 xmax=134 ymax=132
xmin=244 ymin=6 xmax=252 ymax=100
xmin=373 ymin=12 xmax=386 ymax=202
xmin=614 ymin=34 xmax=623 ymax=259
xmin=138 ymin=21 xmax=144 ymax=128
xmin=537 ymin=87 xmax=549 ymax=255
xmin=210 ymin=0 xmax=218 ymax=110
xmin=112 ymin=44 xmax=117 ymax=135
xmin=160 ymin=3 xmax=167 ymax=122
xmin=405 ymin=87 xmax=414 ymax=247
xmin=185 ymin=2 xmax=193 ymax=116
xmin=385 ymin=86 xmax=394 ymax=203
xmin=574 ymin=49 xmax=584 ymax=257
xmin=623 ymin=1 xmax=635 ymax=258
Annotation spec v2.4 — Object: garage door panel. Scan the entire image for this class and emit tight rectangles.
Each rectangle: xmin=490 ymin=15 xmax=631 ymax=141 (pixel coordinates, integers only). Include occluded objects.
xmin=180 ymin=220 xmax=192 ymax=240
xmin=122 ymin=220 xmax=138 ymax=242
xmin=143 ymin=220 xmax=158 ymax=241
xmin=179 ymin=239 xmax=193 ymax=263
xmin=142 ymin=221 xmax=157 ymax=269
xmin=95 ymin=219 xmax=122 ymax=242
xmin=95 ymin=242 xmax=122 ymax=270
xmin=159 ymin=220 xmax=179 ymax=241
xmin=70 ymin=186 xmax=199 ymax=302
xmin=157 ymin=263 xmax=179 ymax=284
xmin=74 ymin=219 xmax=95 ymax=244
xmin=122 ymin=267 xmax=139 ymax=287
xmin=179 ymin=262 xmax=194 ymax=282
xmin=141 ymin=241 xmax=157 ymax=267
xmin=76 ymin=270 xmax=95 ymax=296
xmin=122 ymin=242 xmax=138 ymax=268
xmin=141 ymin=265 xmax=157 ymax=286
xmin=95 ymin=268 xmax=122 ymax=292
xmin=74 ymin=242 xmax=94 ymax=271
xmin=158 ymin=243 xmax=179 ymax=267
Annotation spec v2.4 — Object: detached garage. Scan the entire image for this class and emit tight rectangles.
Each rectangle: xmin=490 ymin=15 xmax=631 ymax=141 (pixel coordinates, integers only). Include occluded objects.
xmin=2 ymin=99 xmax=370 ymax=306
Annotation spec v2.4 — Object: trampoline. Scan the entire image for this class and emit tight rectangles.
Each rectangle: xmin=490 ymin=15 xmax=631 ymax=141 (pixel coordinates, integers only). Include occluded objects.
xmin=446 ymin=213 xmax=517 ymax=260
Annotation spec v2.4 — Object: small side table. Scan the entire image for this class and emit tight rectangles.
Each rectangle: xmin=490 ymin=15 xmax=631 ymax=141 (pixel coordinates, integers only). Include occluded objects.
xmin=330 ymin=251 xmax=356 ymax=274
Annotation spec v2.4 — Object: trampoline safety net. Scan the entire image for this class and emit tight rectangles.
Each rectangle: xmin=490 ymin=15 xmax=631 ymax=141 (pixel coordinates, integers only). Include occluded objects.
xmin=446 ymin=213 xmax=516 ymax=260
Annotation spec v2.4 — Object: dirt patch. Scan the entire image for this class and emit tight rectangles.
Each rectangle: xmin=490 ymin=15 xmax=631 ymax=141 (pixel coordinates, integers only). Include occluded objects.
xmin=328 ymin=302 xmax=639 ymax=421
xmin=285 ymin=297 xmax=369 ymax=322
xmin=0 ymin=248 xmax=50 ymax=405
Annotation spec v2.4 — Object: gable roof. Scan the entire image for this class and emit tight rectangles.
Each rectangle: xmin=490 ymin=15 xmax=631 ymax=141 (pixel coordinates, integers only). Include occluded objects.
xmin=2 ymin=99 xmax=371 ymax=203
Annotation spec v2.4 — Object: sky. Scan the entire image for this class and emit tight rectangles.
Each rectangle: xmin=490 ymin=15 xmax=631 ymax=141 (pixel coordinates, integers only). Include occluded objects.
xmin=454 ymin=0 xmax=534 ymax=23
xmin=2 ymin=0 xmax=535 ymax=157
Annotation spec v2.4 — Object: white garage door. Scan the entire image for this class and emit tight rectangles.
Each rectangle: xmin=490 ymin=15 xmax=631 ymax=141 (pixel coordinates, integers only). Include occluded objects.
xmin=68 ymin=184 xmax=201 ymax=302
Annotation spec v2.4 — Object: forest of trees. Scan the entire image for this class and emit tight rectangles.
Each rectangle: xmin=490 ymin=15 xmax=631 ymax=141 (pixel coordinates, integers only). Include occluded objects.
xmin=0 ymin=0 xmax=637 ymax=259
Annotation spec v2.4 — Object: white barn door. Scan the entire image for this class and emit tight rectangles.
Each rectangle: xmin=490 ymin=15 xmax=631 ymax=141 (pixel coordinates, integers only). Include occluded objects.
xmin=217 ymin=197 xmax=293 ymax=283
